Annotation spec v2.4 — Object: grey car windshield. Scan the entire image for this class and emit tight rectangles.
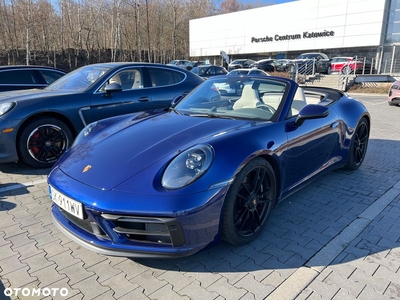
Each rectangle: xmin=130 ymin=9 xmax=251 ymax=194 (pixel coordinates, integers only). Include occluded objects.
xmin=45 ymin=65 xmax=111 ymax=92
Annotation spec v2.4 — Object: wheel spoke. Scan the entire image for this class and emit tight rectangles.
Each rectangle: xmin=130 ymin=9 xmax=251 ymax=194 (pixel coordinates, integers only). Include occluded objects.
xmin=234 ymin=207 xmax=250 ymax=232
xmin=257 ymin=196 xmax=273 ymax=204
xmin=27 ymin=125 xmax=68 ymax=163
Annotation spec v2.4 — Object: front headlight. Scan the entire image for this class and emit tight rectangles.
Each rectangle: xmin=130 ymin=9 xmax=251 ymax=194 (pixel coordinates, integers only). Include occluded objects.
xmin=162 ymin=144 xmax=214 ymax=189
xmin=72 ymin=121 xmax=98 ymax=146
xmin=0 ymin=102 xmax=16 ymax=116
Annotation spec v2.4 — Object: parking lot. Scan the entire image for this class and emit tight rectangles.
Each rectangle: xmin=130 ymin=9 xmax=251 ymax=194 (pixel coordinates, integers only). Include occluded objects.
xmin=1 ymin=93 xmax=399 ymax=300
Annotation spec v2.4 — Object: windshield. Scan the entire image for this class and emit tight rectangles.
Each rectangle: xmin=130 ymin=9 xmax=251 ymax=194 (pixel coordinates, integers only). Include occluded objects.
xmin=296 ymin=54 xmax=317 ymax=59
xmin=192 ymin=67 xmax=207 ymax=76
xmin=175 ymin=76 xmax=287 ymax=121
xmin=231 ymin=60 xmax=245 ymax=65
xmin=45 ymin=65 xmax=111 ymax=92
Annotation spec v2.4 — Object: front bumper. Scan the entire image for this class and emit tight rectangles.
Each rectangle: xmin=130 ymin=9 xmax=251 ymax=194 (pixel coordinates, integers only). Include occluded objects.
xmin=0 ymin=119 xmax=20 ymax=163
xmin=388 ymin=96 xmax=400 ymax=106
xmin=49 ymin=168 xmax=230 ymax=258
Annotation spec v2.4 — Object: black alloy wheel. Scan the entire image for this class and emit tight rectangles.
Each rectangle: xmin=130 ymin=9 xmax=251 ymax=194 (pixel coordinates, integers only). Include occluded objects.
xmin=18 ymin=117 xmax=73 ymax=168
xmin=344 ymin=117 xmax=369 ymax=170
xmin=222 ymin=158 xmax=276 ymax=245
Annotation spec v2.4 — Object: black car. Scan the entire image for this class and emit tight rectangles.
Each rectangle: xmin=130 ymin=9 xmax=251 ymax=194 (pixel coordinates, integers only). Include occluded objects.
xmin=0 ymin=62 xmax=204 ymax=168
xmin=287 ymin=53 xmax=331 ymax=74
xmin=249 ymin=59 xmax=275 ymax=72
xmin=191 ymin=65 xmax=228 ymax=78
xmin=228 ymin=59 xmax=256 ymax=71
xmin=186 ymin=61 xmax=206 ymax=71
xmin=0 ymin=65 xmax=66 ymax=92
xmin=273 ymin=59 xmax=292 ymax=72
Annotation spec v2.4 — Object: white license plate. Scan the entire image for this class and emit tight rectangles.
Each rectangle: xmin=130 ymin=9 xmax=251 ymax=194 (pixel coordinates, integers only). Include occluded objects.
xmin=49 ymin=185 xmax=84 ymax=220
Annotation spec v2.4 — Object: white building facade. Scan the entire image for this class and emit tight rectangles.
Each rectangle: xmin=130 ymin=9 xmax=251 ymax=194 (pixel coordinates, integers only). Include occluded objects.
xmin=189 ymin=0 xmax=400 ymax=73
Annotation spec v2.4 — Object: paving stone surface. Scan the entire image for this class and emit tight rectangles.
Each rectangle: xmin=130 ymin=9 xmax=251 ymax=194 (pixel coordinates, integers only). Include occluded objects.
xmin=1 ymin=93 xmax=399 ymax=300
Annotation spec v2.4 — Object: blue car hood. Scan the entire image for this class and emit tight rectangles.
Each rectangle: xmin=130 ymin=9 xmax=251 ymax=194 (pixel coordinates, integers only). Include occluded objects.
xmin=0 ymin=89 xmax=71 ymax=102
xmin=58 ymin=112 xmax=247 ymax=190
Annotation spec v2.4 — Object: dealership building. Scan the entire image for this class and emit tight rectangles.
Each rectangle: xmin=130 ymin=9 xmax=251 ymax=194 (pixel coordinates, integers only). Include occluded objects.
xmin=189 ymin=0 xmax=400 ymax=73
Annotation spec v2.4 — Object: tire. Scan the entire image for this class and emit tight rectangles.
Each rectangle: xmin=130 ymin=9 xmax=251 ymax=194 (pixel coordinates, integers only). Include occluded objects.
xmin=326 ymin=66 xmax=332 ymax=75
xmin=222 ymin=158 xmax=276 ymax=245
xmin=344 ymin=117 xmax=369 ymax=170
xmin=18 ymin=117 xmax=74 ymax=168
xmin=342 ymin=66 xmax=352 ymax=75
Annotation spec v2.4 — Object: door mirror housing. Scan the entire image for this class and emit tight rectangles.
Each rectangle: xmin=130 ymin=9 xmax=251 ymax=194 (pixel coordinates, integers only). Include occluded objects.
xmin=104 ymin=83 xmax=123 ymax=94
xmin=295 ymin=104 xmax=330 ymax=126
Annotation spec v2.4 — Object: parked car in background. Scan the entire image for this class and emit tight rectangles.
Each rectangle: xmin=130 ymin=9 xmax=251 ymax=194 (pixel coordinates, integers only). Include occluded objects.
xmin=0 ymin=62 xmax=203 ymax=168
xmin=48 ymin=74 xmax=370 ymax=258
xmin=0 ymin=65 xmax=66 ymax=92
xmin=191 ymin=65 xmax=227 ymax=78
xmin=250 ymin=59 xmax=275 ymax=72
xmin=167 ymin=60 xmax=190 ymax=69
xmin=388 ymin=80 xmax=400 ymax=106
xmin=273 ymin=59 xmax=292 ymax=72
xmin=287 ymin=53 xmax=331 ymax=74
xmin=186 ymin=61 xmax=205 ymax=71
xmin=228 ymin=59 xmax=256 ymax=71
xmin=330 ymin=57 xmax=374 ymax=74
xmin=228 ymin=68 xmax=269 ymax=76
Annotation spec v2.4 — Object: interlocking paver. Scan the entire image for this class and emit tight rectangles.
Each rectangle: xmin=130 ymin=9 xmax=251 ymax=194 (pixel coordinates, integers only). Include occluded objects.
xmin=157 ymin=269 xmax=196 ymax=292
xmin=117 ymin=287 xmax=149 ymax=300
xmin=234 ymin=273 xmax=274 ymax=299
xmin=50 ymin=250 xmax=82 ymax=271
xmin=112 ymin=259 xmax=148 ymax=280
xmin=86 ymin=261 xmax=123 ymax=283
xmin=178 ymin=280 xmax=220 ymax=300
xmin=129 ymin=270 xmax=168 ymax=296
xmin=72 ymin=250 xmax=107 ymax=268
xmin=30 ymin=264 xmax=66 ymax=287
xmin=71 ymin=274 xmax=110 ymax=299
xmin=148 ymin=283 xmax=190 ymax=300
xmin=184 ymin=265 xmax=221 ymax=289
xmin=2 ymin=266 xmax=37 ymax=288
xmin=102 ymin=273 xmax=139 ymax=298
xmin=0 ymin=254 xmax=27 ymax=276
xmin=59 ymin=262 xmax=95 ymax=286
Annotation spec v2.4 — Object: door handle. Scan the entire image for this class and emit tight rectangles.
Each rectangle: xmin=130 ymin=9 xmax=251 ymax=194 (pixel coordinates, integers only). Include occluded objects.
xmin=138 ymin=97 xmax=150 ymax=102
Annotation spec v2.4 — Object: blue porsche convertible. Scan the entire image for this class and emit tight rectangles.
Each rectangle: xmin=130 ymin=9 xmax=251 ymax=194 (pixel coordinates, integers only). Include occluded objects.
xmin=48 ymin=75 xmax=370 ymax=258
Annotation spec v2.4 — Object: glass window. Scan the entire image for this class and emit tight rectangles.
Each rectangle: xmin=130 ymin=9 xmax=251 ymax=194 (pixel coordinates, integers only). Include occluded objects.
xmin=39 ymin=70 xmax=65 ymax=84
xmin=390 ymin=0 xmax=400 ymax=11
xmin=176 ymin=77 xmax=287 ymax=121
xmin=0 ymin=70 xmax=37 ymax=84
xmin=149 ymin=68 xmax=184 ymax=87
xmin=215 ymin=67 xmax=226 ymax=75
xmin=102 ymin=69 xmax=142 ymax=91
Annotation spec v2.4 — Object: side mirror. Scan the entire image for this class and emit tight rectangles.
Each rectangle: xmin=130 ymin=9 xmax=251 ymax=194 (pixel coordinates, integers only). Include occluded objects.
xmin=295 ymin=104 xmax=329 ymax=126
xmin=104 ymin=82 xmax=123 ymax=94
xmin=171 ymin=95 xmax=184 ymax=107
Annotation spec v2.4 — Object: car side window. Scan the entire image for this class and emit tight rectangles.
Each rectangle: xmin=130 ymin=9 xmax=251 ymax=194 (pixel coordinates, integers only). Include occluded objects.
xmin=106 ymin=69 xmax=143 ymax=91
xmin=215 ymin=67 xmax=225 ymax=75
xmin=0 ymin=70 xmax=37 ymax=84
xmin=149 ymin=68 xmax=184 ymax=87
xmin=39 ymin=70 xmax=65 ymax=84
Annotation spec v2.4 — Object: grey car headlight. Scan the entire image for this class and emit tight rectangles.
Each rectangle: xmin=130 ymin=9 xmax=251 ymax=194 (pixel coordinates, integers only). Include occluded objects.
xmin=162 ymin=144 xmax=214 ymax=189
xmin=0 ymin=102 xmax=16 ymax=116
xmin=72 ymin=121 xmax=98 ymax=146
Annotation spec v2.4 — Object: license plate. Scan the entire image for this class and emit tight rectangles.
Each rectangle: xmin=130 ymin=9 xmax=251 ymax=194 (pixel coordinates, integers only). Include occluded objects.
xmin=49 ymin=185 xmax=84 ymax=220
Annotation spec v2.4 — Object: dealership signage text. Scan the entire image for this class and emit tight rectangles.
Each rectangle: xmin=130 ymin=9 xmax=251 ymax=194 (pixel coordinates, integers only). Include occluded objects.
xmin=251 ymin=30 xmax=335 ymax=43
